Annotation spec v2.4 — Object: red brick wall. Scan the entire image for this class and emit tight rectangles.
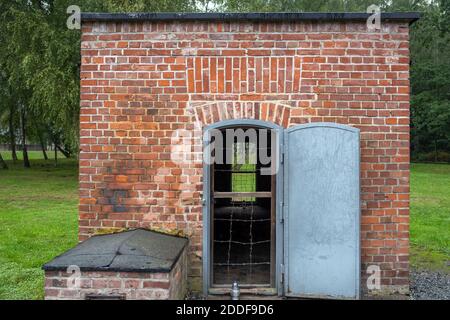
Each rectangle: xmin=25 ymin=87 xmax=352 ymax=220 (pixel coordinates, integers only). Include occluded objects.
xmin=79 ymin=20 xmax=410 ymax=295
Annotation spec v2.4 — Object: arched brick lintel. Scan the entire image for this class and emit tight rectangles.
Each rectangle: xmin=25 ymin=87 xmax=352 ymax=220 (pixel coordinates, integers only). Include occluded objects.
xmin=187 ymin=101 xmax=316 ymax=129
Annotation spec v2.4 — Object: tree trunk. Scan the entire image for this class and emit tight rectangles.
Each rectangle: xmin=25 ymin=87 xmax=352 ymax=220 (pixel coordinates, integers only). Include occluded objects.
xmin=38 ymin=131 xmax=48 ymax=160
xmin=54 ymin=142 xmax=57 ymax=167
xmin=434 ymin=139 xmax=438 ymax=162
xmin=21 ymin=108 xmax=30 ymax=168
xmin=56 ymin=144 xmax=70 ymax=158
xmin=9 ymin=105 xmax=18 ymax=162
xmin=0 ymin=152 xmax=8 ymax=169
xmin=41 ymin=143 xmax=48 ymax=160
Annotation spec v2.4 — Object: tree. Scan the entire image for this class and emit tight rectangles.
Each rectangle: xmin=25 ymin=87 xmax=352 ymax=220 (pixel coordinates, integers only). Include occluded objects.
xmin=19 ymin=104 xmax=30 ymax=167
xmin=0 ymin=1 xmax=43 ymax=167
xmin=0 ymin=0 xmax=200 ymax=167
xmin=410 ymin=0 xmax=450 ymax=160
xmin=8 ymin=103 xmax=19 ymax=162
xmin=0 ymin=152 xmax=7 ymax=169
xmin=0 ymin=73 xmax=18 ymax=162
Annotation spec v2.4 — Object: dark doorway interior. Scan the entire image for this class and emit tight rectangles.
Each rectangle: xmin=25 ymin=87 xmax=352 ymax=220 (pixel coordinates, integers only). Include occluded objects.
xmin=211 ymin=127 xmax=275 ymax=287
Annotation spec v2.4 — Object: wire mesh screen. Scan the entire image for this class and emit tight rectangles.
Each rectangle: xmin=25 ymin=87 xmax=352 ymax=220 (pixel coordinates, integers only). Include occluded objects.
xmin=213 ymin=199 xmax=271 ymax=285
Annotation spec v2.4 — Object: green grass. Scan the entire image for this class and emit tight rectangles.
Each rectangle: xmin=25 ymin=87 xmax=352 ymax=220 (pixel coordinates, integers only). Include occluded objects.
xmin=0 ymin=151 xmax=78 ymax=299
xmin=0 ymin=151 xmax=448 ymax=299
xmin=232 ymin=162 xmax=257 ymax=202
xmin=410 ymin=163 xmax=450 ymax=272
xmin=1 ymin=150 xmax=65 ymax=161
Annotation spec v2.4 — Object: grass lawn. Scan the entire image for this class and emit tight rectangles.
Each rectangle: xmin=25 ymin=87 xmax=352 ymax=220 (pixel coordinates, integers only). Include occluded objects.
xmin=0 ymin=151 xmax=78 ymax=299
xmin=410 ymin=163 xmax=450 ymax=272
xmin=0 ymin=151 xmax=448 ymax=299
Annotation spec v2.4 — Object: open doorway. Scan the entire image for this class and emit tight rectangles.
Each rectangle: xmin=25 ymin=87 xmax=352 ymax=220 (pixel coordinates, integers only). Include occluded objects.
xmin=203 ymin=121 xmax=360 ymax=298
xmin=209 ymin=126 xmax=276 ymax=288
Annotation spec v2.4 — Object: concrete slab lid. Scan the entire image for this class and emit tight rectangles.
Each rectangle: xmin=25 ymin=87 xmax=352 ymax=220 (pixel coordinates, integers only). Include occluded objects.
xmin=43 ymin=229 xmax=188 ymax=273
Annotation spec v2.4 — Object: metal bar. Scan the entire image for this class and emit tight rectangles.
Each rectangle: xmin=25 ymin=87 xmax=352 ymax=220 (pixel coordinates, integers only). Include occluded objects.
xmin=209 ymin=285 xmax=273 ymax=291
xmin=213 ymin=262 xmax=271 ymax=266
xmin=214 ymin=240 xmax=270 ymax=245
xmin=270 ymin=172 xmax=276 ymax=287
xmin=214 ymin=169 xmax=272 ymax=173
xmin=214 ymin=170 xmax=259 ymax=173
xmin=214 ymin=218 xmax=271 ymax=222
xmin=213 ymin=191 xmax=272 ymax=198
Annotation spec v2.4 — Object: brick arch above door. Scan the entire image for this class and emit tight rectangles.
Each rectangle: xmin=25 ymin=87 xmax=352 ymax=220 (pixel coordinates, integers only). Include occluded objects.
xmin=186 ymin=101 xmax=318 ymax=129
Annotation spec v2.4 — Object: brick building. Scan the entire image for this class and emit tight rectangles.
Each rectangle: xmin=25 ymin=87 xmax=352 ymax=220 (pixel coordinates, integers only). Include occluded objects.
xmin=44 ymin=12 xmax=420 ymax=299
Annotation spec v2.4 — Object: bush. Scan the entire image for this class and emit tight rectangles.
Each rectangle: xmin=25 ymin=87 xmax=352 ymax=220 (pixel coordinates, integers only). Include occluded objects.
xmin=413 ymin=151 xmax=450 ymax=163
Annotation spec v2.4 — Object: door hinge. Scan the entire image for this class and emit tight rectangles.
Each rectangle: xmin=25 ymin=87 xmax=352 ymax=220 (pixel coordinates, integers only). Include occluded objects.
xmin=279 ymin=201 xmax=284 ymax=223
xmin=280 ymin=150 xmax=285 ymax=164
xmin=280 ymin=264 xmax=285 ymax=284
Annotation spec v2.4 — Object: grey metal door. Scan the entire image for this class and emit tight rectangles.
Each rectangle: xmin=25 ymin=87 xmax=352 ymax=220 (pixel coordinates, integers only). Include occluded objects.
xmin=283 ymin=123 xmax=360 ymax=299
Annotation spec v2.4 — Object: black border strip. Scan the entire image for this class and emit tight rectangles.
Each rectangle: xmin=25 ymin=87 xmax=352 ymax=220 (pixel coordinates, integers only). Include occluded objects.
xmin=81 ymin=12 xmax=421 ymax=24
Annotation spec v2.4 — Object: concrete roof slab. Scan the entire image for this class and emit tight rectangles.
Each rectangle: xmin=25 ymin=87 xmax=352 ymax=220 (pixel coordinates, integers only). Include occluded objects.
xmin=43 ymin=229 xmax=188 ymax=273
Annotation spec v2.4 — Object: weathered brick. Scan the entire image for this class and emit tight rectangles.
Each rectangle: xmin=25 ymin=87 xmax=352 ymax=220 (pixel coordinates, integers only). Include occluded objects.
xmin=43 ymin=250 xmax=187 ymax=300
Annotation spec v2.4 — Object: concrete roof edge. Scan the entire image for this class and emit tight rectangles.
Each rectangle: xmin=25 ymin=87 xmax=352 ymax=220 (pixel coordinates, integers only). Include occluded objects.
xmin=81 ymin=12 xmax=421 ymax=24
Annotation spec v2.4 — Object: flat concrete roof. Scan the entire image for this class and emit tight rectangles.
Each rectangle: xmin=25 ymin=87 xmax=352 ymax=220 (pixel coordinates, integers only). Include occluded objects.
xmin=81 ymin=12 xmax=421 ymax=24
xmin=43 ymin=229 xmax=188 ymax=273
